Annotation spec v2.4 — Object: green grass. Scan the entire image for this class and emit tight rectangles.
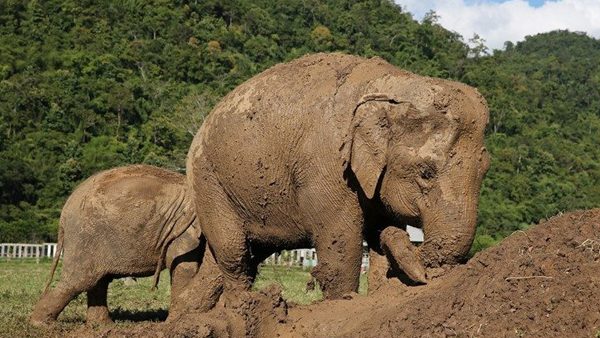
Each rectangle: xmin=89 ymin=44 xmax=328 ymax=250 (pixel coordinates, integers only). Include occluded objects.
xmin=0 ymin=259 xmax=367 ymax=337
xmin=254 ymin=265 xmax=368 ymax=305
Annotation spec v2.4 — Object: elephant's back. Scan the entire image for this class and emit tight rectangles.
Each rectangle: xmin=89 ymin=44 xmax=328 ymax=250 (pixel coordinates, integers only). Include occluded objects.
xmin=61 ymin=165 xmax=187 ymax=250
xmin=189 ymin=53 xmax=407 ymax=175
xmin=201 ymin=53 xmax=405 ymax=137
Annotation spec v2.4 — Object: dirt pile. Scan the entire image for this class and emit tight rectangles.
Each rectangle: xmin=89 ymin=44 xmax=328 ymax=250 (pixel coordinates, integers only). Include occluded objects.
xmin=279 ymin=209 xmax=600 ymax=337
xmin=78 ymin=209 xmax=600 ymax=337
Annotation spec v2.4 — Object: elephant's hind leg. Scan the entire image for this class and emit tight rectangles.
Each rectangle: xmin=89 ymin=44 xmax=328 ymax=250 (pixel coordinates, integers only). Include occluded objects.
xmin=168 ymin=250 xmax=224 ymax=320
xmin=206 ymin=212 xmax=253 ymax=296
xmin=30 ymin=279 xmax=87 ymax=326
xmin=169 ymin=247 xmax=201 ymax=300
xmin=86 ymin=277 xmax=112 ymax=324
xmin=194 ymin=180 xmax=254 ymax=296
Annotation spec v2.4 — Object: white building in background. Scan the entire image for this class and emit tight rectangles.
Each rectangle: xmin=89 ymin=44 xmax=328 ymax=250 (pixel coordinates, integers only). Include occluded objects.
xmin=406 ymin=225 xmax=424 ymax=242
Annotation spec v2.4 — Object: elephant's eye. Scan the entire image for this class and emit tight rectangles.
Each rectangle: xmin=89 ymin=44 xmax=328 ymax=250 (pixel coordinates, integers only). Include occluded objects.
xmin=420 ymin=166 xmax=436 ymax=180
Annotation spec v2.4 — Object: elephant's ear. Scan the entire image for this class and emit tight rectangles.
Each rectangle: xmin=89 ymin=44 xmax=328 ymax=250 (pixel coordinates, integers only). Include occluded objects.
xmin=348 ymin=94 xmax=399 ymax=199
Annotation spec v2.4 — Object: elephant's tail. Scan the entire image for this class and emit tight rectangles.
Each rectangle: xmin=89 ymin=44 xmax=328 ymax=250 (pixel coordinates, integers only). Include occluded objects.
xmin=43 ymin=221 xmax=64 ymax=294
xmin=151 ymin=243 xmax=168 ymax=290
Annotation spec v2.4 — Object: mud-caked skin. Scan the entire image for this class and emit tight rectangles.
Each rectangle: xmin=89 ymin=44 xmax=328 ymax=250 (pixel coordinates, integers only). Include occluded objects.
xmin=187 ymin=53 xmax=490 ymax=302
xmin=30 ymin=165 xmax=203 ymax=326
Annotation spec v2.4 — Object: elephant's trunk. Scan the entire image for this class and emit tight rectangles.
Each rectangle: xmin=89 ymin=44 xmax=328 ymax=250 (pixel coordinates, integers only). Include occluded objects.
xmin=379 ymin=227 xmax=427 ymax=284
xmin=419 ymin=207 xmax=477 ymax=267
xmin=418 ymin=170 xmax=481 ymax=267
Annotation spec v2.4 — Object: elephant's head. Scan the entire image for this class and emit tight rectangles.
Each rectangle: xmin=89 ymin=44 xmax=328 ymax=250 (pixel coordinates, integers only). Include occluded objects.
xmin=344 ymin=82 xmax=489 ymax=268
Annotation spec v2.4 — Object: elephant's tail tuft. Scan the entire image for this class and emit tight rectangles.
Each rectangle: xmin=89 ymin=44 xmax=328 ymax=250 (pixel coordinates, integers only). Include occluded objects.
xmin=43 ymin=221 xmax=64 ymax=294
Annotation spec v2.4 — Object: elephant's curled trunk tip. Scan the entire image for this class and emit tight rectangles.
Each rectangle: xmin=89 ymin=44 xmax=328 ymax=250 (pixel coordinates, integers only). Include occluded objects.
xmin=380 ymin=227 xmax=428 ymax=284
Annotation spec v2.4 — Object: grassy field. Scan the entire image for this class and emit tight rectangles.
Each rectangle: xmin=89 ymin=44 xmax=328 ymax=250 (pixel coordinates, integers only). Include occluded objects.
xmin=0 ymin=259 xmax=367 ymax=337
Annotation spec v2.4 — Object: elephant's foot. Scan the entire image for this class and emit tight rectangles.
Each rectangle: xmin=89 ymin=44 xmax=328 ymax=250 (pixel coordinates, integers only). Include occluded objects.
xmin=380 ymin=227 xmax=428 ymax=284
xmin=167 ymin=251 xmax=224 ymax=322
xmin=217 ymin=285 xmax=287 ymax=337
xmin=311 ymin=263 xmax=361 ymax=299
xmin=86 ymin=306 xmax=113 ymax=325
xmin=30 ymin=292 xmax=65 ymax=327
xmin=29 ymin=311 xmax=56 ymax=328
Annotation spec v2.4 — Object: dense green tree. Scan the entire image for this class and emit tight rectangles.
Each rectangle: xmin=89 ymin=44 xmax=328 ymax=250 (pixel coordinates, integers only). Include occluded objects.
xmin=464 ymin=31 xmax=600 ymax=241
xmin=0 ymin=2 xmax=598 ymax=248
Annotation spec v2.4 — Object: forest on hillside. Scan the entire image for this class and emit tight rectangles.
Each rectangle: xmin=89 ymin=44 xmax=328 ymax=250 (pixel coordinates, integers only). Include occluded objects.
xmin=1 ymin=0 xmax=599 ymax=251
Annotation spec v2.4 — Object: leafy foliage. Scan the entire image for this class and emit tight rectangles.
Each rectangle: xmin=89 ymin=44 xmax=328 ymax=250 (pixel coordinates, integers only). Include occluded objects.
xmin=0 ymin=2 xmax=598 ymax=246
xmin=465 ymin=31 xmax=600 ymax=239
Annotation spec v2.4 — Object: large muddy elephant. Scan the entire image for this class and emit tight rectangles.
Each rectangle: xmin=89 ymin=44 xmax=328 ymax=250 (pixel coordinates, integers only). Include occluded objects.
xmin=186 ymin=53 xmax=490 ymax=300
xmin=30 ymin=165 xmax=205 ymax=326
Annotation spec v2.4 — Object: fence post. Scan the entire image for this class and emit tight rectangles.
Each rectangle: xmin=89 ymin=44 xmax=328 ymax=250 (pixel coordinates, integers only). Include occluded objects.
xmin=0 ymin=244 xmax=4 ymax=258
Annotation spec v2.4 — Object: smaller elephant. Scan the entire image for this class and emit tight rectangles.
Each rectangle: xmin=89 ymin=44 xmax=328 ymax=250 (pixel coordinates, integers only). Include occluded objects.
xmin=30 ymin=165 xmax=204 ymax=326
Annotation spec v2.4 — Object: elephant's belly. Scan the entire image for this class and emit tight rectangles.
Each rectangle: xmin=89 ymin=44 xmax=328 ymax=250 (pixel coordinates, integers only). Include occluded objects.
xmin=246 ymin=218 xmax=312 ymax=253
xmin=216 ymin=167 xmax=312 ymax=250
xmin=101 ymin=248 xmax=161 ymax=278
xmin=105 ymin=259 xmax=157 ymax=276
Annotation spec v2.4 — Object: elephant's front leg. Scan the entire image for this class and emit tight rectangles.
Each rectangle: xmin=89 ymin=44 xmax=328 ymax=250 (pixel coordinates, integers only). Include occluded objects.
xmin=310 ymin=206 xmax=364 ymax=299
xmin=86 ymin=277 xmax=112 ymax=324
xmin=366 ymin=247 xmax=392 ymax=295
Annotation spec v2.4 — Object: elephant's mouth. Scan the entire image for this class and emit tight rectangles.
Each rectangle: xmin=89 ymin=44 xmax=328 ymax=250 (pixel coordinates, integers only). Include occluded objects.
xmin=381 ymin=209 xmax=423 ymax=233
xmin=400 ymin=215 xmax=422 ymax=231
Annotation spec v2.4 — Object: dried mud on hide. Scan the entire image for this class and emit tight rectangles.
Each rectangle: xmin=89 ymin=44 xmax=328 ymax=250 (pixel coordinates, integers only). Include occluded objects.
xmin=77 ymin=209 xmax=600 ymax=337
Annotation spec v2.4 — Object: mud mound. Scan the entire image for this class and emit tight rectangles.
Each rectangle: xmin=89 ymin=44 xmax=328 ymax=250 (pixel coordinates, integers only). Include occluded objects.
xmin=279 ymin=209 xmax=600 ymax=337
xmin=74 ymin=209 xmax=600 ymax=337
xmin=71 ymin=285 xmax=287 ymax=338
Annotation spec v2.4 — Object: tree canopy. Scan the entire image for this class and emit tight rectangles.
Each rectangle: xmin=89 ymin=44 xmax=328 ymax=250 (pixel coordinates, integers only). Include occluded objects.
xmin=0 ymin=1 xmax=598 ymax=248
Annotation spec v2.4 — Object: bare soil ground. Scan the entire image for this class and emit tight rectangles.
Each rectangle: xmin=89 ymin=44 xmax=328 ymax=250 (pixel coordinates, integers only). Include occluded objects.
xmin=52 ymin=209 xmax=600 ymax=337
xmin=278 ymin=208 xmax=600 ymax=337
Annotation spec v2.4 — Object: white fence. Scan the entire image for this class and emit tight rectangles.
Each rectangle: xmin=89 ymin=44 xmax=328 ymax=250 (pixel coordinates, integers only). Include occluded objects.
xmin=0 ymin=243 xmax=59 ymax=259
